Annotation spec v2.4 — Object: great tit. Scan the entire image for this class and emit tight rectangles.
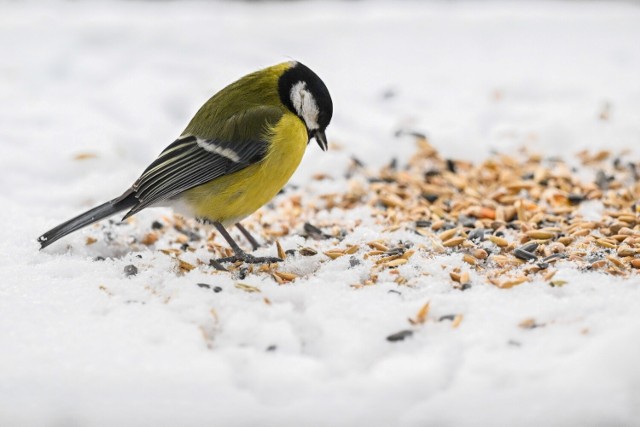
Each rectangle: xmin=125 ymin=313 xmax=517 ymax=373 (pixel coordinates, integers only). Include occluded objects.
xmin=38 ymin=61 xmax=333 ymax=266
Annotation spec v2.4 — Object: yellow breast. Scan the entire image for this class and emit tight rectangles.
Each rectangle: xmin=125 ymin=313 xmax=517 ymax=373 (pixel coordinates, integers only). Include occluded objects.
xmin=181 ymin=113 xmax=308 ymax=225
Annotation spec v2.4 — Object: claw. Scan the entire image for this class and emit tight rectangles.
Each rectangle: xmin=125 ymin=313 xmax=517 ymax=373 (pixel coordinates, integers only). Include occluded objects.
xmin=209 ymin=258 xmax=228 ymax=271
xmin=216 ymin=252 xmax=282 ymax=265
xmin=209 ymin=221 xmax=281 ymax=269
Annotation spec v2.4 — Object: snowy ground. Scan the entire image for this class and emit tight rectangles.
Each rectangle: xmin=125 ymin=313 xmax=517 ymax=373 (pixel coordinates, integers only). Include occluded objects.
xmin=2 ymin=1 xmax=640 ymax=426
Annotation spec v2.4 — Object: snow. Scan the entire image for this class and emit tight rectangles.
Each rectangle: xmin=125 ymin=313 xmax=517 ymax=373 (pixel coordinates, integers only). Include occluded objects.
xmin=1 ymin=1 xmax=640 ymax=426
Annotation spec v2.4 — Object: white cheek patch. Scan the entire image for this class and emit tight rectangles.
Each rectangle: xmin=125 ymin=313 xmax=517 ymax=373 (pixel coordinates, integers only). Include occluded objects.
xmin=196 ymin=137 xmax=241 ymax=163
xmin=290 ymin=81 xmax=319 ymax=130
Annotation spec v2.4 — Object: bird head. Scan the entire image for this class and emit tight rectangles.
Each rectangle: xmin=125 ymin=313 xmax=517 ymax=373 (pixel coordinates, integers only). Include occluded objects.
xmin=278 ymin=62 xmax=333 ymax=151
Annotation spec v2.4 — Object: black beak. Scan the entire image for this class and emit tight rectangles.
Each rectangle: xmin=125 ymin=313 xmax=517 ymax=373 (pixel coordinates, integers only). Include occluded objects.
xmin=314 ymin=130 xmax=328 ymax=151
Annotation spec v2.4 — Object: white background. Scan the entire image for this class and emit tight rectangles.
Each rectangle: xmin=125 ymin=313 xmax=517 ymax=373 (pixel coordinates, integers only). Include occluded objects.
xmin=1 ymin=1 xmax=640 ymax=426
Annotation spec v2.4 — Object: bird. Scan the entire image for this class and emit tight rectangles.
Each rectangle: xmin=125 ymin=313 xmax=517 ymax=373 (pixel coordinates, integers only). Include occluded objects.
xmin=38 ymin=61 xmax=333 ymax=267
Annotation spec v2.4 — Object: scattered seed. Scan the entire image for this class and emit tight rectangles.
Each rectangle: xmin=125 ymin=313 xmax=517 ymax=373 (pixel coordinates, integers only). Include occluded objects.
xmin=542 ymin=253 xmax=567 ymax=263
xmin=160 ymin=249 xmax=180 ymax=256
xmin=443 ymin=236 xmax=466 ymax=247
xmin=618 ymin=214 xmax=637 ymax=225
xmin=376 ymin=254 xmax=400 ymax=264
xmin=177 ymin=259 xmax=196 ymax=273
xmin=595 ymin=239 xmax=616 ymax=249
xmin=463 ymin=254 xmax=477 ymax=265
xmin=73 ymin=152 xmax=97 ymax=160
xmin=514 ymin=242 xmax=539 ymax=261
xmin=438 ymin=228 xmax=458 ymax=242
xmin=430 ymin=220 xmax=445 ymax=231
xmin=299 ymin=247 xmax=318 ymax=256
xmin=234 ymin=283 xmax=261 ymax=293
xmin=570 ymin=228 xmax=590 ymax=237
xmin=304 ymin=223 xmax=329 ymax=240
xmin=467 ymin=228 xmax=486 ymax=242
xmin=590 ymin=260 xmax=608 ymax=269
xmin=544 ymin=242 xmax=566 ymax=257
xmin=383 ymin=258 xmax=408 ymax=268
xmin=472 ymin=248 xmax=489 ymax=260
xmin=526 ymin=230 xmax=556 ymax=240
xmin=401 ymin=249 xmax=416 ymax=260
xmin=568 ymin=194 xmax=585 ymax=204
xmin=617 ymin=245 xmax=635 ymax=257
xmin=519 ymin=318 xmax=543 ymax=329
xmin=550 ymin=280 xmax=568 ymax=287
xmin=520 ymin=242 xmax=539 ymax=253
xmin=345 ymin=245 xmax=359 ymax=255
xmin=386 ymin=330 xmax=414 ymax=342
xmin=497 ymin=277 xmax=528 ymax=289
xmin=324 ymin=249 xmax=345 ymax=260
xmin=459 ymin=271 xmax=470 ymax=285
xmin=368 ymin=241 xmax=389 ymax=251
xmin=140 ymin=232 xmax=158 ymax=245
xmin=446 ymin=159 xmax=456 ymax=173
xmin=452 ymin=314 xmax=464 ymax=328
xmin=276 ymin=241 xmax=286 ymax=259
xmin=385 ymin=247 xmax=406 ymax=256
xmin=409 ymin=302 xmax=430 ymax=325
xmin=595 ymin=170 xmax=610 ymax=189
xmin=606 ymin=255 xmax=625 ymax=268
xmin=274 ymin=271 xmax=297 ymax=282
xmin=489 ymin=235 xmax=509 ymax=247
xmin=124 ymin=264 xmax=138 ymax=277
xmin=365 ymin=250 xmax=384 ymax=258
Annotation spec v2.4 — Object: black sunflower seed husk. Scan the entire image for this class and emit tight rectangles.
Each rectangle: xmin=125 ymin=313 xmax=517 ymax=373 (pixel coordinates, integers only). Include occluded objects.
xmin=303 ymin=222 xmax=330 ymax=240
xmin=386 ymin=330 xmax=414 ymax=342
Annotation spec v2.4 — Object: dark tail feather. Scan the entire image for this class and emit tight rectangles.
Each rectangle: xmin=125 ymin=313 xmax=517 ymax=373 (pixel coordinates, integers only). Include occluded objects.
xmin=38 ymin=192 xmax=137 ymax=249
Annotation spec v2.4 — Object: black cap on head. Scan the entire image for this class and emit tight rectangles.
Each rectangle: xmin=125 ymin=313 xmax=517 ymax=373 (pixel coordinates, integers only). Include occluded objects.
xmin=278 ymin=62 xmax=333 ymax=150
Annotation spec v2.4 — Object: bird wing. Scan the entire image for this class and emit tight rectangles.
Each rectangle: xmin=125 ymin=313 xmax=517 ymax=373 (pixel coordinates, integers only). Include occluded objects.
xmin=123 ymin=106 xmax=283 ymax=218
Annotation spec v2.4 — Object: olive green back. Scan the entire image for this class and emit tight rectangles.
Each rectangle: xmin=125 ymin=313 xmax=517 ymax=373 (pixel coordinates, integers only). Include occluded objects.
xmin=182 ymin=62 xmax=294 ymax=142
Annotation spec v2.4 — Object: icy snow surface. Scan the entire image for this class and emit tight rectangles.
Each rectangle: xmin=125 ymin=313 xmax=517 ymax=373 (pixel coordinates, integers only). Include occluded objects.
xmin=2 ymin=1 xmax=640 ymax=426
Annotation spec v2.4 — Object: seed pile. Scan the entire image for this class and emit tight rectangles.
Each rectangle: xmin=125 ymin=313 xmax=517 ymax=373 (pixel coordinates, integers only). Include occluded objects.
xmin=105 ymin=134 xmax=640 ymax=289
xmin=253 ymin=134 xmax=640 ymax=288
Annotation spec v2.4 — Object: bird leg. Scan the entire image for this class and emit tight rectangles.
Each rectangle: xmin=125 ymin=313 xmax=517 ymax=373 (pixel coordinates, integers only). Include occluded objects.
xmin=234 ymin=223 xmax=260 ymax=250
xmin=213 ymin=222 xmax=282 ymax=266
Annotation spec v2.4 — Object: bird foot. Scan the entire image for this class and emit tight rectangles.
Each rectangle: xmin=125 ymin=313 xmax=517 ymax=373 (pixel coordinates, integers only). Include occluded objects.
xmin=214 ymin=252 xmax=282 ymax=266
